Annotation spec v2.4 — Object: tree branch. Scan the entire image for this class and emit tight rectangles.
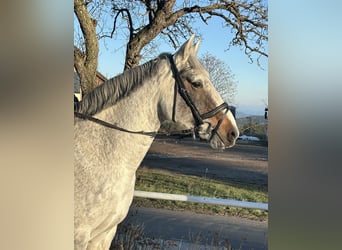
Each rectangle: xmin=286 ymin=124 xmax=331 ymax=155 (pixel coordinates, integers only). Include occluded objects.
xmin=168 ymin=1 xmax=268 ymax=60
xmin=108 ymin=0 xmax=267 ymax=70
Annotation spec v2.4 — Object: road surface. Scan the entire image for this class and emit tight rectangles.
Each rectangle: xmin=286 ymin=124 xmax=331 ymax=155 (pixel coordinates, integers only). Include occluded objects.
xmin=141 ymin=137 xmax=268 ymax=189
xmin=118 ymin=206 xmax=268 ymax=250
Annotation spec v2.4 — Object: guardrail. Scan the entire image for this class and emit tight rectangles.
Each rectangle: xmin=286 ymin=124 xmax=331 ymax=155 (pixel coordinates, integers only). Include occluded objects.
xmin=134 ymin=190 xmax=268 ymax=211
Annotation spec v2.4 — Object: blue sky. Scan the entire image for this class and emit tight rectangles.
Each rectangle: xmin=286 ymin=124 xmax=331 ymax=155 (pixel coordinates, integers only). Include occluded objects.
xmin=77 ymin=8 xmax=268 ymax=117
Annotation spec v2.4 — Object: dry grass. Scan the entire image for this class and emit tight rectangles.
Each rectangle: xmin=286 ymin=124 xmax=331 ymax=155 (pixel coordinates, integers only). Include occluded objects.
xmin=111 ymin=223 xmax=267 ymax=250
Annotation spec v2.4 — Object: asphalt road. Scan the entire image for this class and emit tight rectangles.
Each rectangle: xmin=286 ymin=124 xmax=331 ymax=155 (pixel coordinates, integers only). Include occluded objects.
xmin=142 ymin=137 xmax=268 ymax=189
xmin=120 ymin=206 xmax=268 ymax=250
xmin=115 ymin=138 xmax=268 ymax=249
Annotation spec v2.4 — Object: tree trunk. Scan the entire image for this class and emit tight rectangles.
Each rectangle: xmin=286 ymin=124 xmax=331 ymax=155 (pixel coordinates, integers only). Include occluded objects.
xmin=74 ymin=0 xmax=99 ymax=95
xmin=124 ymin=0 xmax=177 ymax=70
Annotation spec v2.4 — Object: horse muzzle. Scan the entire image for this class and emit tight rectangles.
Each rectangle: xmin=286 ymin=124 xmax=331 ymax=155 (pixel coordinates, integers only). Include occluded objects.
xmin=196 ymin=118 xmax=239 ymax=150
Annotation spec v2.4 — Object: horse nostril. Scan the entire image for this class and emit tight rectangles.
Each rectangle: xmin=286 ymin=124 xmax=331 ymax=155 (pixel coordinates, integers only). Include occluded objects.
xmin=228 ymin=128 xmax=239 ymax=141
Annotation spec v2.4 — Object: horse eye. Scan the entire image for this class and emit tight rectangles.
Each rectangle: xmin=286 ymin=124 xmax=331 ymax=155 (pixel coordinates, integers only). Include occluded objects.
xmin=192 ymin=81 xmax=203 ymax=88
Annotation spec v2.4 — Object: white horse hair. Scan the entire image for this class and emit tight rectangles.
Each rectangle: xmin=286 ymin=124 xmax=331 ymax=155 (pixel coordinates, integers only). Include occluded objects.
xmin=74 ymin=35 xmax=239 ymax=250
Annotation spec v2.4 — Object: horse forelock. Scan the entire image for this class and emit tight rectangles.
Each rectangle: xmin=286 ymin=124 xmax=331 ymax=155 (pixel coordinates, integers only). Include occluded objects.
xmin=75 ymin=54 xmax=170 ymax=116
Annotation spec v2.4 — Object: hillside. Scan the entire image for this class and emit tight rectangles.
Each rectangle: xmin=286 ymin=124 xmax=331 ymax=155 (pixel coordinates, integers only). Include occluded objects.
xmin=236 ymin=115 xmax=267 ymax=127
xmin=236 ymin=115 xmax=268 ymax=142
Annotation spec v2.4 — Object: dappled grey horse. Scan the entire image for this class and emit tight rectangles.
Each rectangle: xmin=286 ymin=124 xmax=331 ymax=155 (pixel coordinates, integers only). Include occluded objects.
xmin=74 ymin=35 xmax=239 ymax=250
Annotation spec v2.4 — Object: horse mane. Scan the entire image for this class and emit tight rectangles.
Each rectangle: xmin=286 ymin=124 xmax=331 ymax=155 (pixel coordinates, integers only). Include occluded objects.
xmin=75 ymin=53 xmax=171 ymax=116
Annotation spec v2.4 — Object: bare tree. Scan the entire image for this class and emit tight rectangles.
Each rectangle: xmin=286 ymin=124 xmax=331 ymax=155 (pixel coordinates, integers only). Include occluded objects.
xmin=74 ymin=0 xmax=267 ymax=95
xmin=110 ymin=0 xmax=267 ymax=70
xmin=199 ymin=53 xmax=237 ymax=104
xmin=74 ymin=0 xmax=100 ymax=95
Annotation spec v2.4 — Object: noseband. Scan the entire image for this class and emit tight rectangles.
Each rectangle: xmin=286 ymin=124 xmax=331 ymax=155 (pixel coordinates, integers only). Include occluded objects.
xmin=167 ymin=54 xmax=230 ymax=140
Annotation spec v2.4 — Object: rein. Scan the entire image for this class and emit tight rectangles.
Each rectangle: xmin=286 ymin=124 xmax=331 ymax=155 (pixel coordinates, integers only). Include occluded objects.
xmin=74 ymin=111 xmax=157 ymax=136
xmin=74 ymin=54 xmax=230 ymax=138
xmin=74 ymin=111 xmax=193 ymax=137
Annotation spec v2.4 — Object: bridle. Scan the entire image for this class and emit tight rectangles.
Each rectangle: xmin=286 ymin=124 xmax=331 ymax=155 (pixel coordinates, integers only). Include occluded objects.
xmin=74 ymin=54 xmax=231 ymax=141
xmin=167 ymin=54 xmax=230 ymax=141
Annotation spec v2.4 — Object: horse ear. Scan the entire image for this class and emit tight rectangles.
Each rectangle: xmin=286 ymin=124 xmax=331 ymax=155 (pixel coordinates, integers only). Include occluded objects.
xmin=174 ymin=34 xmax=195 ymax=65
xmin=193 ymin=40 xmax=201 ymax=55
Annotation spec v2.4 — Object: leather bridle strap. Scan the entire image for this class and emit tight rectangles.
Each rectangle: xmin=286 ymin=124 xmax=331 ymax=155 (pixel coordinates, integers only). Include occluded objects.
xmin=168 ymin=54 xmax=230 ymax=127
xmin=74 ymin=111 xmax=158 ymax=136
xmin=201 ymin=102 xmax=229 ymax=120
xmin=74 ymin=111 xmax=193 ymax=137
xmin=208 ymin=105 xmax=229 ymax=141
xmin=168 ymin=54 xmax=204 ymax=126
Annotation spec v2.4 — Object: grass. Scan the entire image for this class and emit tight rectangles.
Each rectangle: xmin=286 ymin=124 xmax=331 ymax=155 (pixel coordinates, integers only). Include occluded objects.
xmin=133 ymin=167 xmax=268 ymax=221
xmin=112 ymin=223 xmax=265 ymax=250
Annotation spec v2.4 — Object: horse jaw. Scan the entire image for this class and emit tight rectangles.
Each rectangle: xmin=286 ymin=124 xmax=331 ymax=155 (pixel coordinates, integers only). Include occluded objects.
xmin=196 ymin=123 xmax=236 ymax=150
xmin=209 ymin=134 xmax=226 ymax=151
xmin=196 ymin=123 xmax=221 ymax=150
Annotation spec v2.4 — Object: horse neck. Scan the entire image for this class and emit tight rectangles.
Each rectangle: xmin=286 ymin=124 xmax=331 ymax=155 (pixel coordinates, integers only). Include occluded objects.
xmin=95 ymin=66 xmax=175 ymax=132
xmin=82 ymin=73 xmax=173 ymax=170
xmin=91 ymin=75 xmax=174 ymax=139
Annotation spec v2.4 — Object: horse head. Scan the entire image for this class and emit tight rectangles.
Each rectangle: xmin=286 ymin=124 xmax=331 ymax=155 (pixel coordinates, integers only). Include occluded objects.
xmin=171 ymin=35 xmax=239 ymax=150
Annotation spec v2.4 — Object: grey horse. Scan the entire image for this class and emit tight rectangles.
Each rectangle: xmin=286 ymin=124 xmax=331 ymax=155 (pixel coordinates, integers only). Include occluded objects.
xmin=74 ymin=35 xmax=239 ymax=250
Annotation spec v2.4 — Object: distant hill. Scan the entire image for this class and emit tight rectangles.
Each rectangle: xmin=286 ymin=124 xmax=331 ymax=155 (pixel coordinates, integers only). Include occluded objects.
xmin=235 ymin=111 xmax=251 ymax=118
xmin=235 ymin=109 xmax=265 ymax=119
xmin=236 ymin=115 xmax=267 ymax=127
